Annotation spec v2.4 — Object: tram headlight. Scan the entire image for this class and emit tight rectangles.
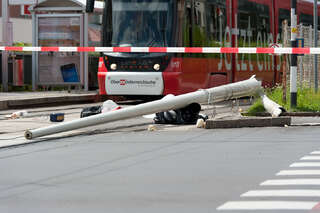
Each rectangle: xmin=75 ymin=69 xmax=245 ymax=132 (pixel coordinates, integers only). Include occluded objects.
xmin=153 ymin=64 xmax=160 ymax=71
xmin=110 ymin=63 xmax=117 ymax=70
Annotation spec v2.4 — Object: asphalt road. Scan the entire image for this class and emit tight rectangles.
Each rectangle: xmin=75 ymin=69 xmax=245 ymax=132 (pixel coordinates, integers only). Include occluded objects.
xmin=1 ymin=125 xmax=320 ymax=212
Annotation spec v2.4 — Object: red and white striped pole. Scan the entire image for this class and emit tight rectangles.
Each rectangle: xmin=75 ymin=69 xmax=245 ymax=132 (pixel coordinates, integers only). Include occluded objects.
xmin=290 ymin=0 xmax=298 ymax=108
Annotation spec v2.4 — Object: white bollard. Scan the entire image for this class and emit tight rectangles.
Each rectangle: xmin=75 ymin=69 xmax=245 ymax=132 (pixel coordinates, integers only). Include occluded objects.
xmin=25 ymin=76 xmax=261 ymax=139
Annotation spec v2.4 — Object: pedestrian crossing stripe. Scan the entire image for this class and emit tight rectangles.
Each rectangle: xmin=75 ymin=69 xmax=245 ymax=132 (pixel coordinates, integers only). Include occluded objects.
xmin=310 ymin=151 xmax=320 ymax=155
xmin=301 ymin=156 xmax=320 ymax=160
xmin=216 ymin=149 xmax=320 ymax=211
xmin=241 ymin=190 xmax=320 ymax=197
xmin=290 ymin=162 xmax=320 ymax=167
xmin=261 ymin=179 xmax=320 ymax=186
xmin=217 ymin=201 xmax=319 ymax=210
xmin=277 ymin=170 xmax=320 ymax=175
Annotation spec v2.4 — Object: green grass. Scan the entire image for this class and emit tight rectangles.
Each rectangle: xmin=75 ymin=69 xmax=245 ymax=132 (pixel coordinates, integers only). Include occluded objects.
xmin=246 ymin=85 xmax=320 ymax=115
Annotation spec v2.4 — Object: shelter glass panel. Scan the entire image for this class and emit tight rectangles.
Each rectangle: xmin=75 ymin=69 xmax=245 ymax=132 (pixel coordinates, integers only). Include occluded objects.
xmin=38 ymin=16 xmax=81 ymax=85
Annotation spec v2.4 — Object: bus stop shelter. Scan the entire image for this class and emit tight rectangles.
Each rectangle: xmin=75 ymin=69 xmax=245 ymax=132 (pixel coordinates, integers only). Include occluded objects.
xmin=29 ymin=0 xmax=103 ymax=91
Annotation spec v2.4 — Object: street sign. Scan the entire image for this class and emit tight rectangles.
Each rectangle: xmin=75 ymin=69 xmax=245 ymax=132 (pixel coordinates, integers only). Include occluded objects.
xmin=21 ymin=5 xmax=31 ymax=15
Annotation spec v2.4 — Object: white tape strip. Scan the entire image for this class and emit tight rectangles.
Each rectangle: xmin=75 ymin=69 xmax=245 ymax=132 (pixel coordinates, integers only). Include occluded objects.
xmin=275 ymin=48 xmax=292 ymax=54
xmin=238 ymin=48 xmax=257 ymax=54
xmin=310 ymin=48 xmax=320 ymax=54
xmin=202 ymin=48 xmax=221 ymax=53
xmin=94 ymin=47 xmax=114 ymax=52
xmin=59 ymin=47 xmax=77 ymax=52
xmin=167 ymin=47 xmax=185 ymax=53
xmin=23 ymin=47 xmax=41 ymax=51
xmin=131 ymin=47 xmax=149 ymax=53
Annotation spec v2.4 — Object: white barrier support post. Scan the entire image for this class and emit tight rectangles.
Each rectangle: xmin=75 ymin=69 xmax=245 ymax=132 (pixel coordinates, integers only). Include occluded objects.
xmin=290 ymin=0 xmax=298 ymax=108
xmin=1 ymin=0 xmax=9 ymax=92
xmin=314 ymin=0 xmax=318 ymax=92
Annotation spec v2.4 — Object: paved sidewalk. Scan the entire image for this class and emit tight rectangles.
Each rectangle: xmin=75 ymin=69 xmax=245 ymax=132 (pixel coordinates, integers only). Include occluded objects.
xmin=0 ymin=91 xmax=108 ymax=110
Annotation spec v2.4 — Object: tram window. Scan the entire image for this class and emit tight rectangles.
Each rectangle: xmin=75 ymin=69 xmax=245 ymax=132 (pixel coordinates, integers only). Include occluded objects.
xmin=194 ymin=1 xmax=206 ymax=27
xmin=205 ymin=0 xmax=226 ymax=47
xmin=300 ymin=13 xmax=313 ymax=26
xmin=105 ymin=1 xmax=175 ymax=47
xmin=193 ymin=0 xmax=208 ymax=47
xmin=102 ymin=0 xmax=113 ymax=47
xmin=185 ymin=3 xmax=193 ymax=47
xmin=176 ymin=0 xmax=184 ymax=47
xmin=299 ymin=13 xmax=320 ymax=30
xmin=238 ymin=0 xmax=270 ymax=46
xmin=278 ymin=8 xmax=290 ymax=35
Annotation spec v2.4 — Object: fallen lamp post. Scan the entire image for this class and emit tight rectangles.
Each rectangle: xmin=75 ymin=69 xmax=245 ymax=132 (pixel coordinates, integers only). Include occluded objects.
xmin=260 ymin=93 xmax=286 ymax=117
xmin=25 ymin=76 xmax=262 ymax=140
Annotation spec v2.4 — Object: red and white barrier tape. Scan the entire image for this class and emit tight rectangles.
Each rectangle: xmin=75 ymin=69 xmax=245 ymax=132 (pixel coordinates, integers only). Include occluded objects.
xmin=0 ymin=46 xmax=318 ymax=54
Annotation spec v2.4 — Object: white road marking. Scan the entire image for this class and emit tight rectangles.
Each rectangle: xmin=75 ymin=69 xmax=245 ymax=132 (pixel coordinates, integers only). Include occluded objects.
xmin=301 ymin=156 xmax=320 ymax=160
xmin=217 ymin=201 xmax=318 ymax=210
xmin=277 ymin=170 xmax=320 ymax=175
xmin=241 ymin=190 xmax=320 ymax=197
xmin=217 ymin=150 xmax=320 ymax=211
xmin=261 ymin=179 xmax=320 ymax=186
xmin=290 ymin=162 xmax=320 ymax=167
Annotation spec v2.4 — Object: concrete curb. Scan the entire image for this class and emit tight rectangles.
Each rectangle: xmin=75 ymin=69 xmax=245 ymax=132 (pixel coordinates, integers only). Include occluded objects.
xmin=205 ymin=116 xmax=291 ymax=129
xmin=0 ymin=94 xmax=119 ymax=110
xmin=249 ymin=112 xmax=320 ymax=117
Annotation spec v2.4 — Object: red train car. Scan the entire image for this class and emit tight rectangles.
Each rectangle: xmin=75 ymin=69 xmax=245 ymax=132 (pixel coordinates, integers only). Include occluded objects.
xmin=96 ymin=0 xmax=319 ymax=96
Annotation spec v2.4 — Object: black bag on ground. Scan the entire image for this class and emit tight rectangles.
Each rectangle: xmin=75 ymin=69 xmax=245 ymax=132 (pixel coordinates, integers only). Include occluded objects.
xmin=154 ymin=103 xmax=201 ymax=125
xmin=80 ymin=106 xmax=102 ymax=118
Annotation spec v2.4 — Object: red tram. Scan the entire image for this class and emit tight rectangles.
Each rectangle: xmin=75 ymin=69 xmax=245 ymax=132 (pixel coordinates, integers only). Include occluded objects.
xmin=90 ymin=0 xmax=319 ymax=96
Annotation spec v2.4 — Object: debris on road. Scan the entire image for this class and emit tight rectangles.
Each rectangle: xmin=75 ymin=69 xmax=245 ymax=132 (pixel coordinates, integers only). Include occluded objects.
xmin=102 ymin=100 xmax=121 ymax=113
xmin=80 ymin=105 xmax=102 ymax=118
xmin=80 ymin=100 xmax=121 ymax=118
xmin=196 ymin=118 xmax=206 ymax=128
xmin=50 ymin=113 xmax=65 ymax=122
xmin=5 ymin=110 xmax=28 ymax=119
xmin=147 ymin=125 xmax=157 ymax=131
xmin=153 ymin=103 xmax=201 ymax=125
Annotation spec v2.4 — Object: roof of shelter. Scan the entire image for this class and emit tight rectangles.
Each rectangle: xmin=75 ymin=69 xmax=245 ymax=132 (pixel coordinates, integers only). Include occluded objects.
xmin=30 ymin=0 xmax=104 ymax=11
xmin=77 ymin=0 xmax=104 ymax=9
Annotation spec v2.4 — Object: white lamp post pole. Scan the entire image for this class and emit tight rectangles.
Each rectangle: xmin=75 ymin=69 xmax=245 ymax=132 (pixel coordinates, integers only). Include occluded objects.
xmin=1 ymin=0 xmax=9 ymax=92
